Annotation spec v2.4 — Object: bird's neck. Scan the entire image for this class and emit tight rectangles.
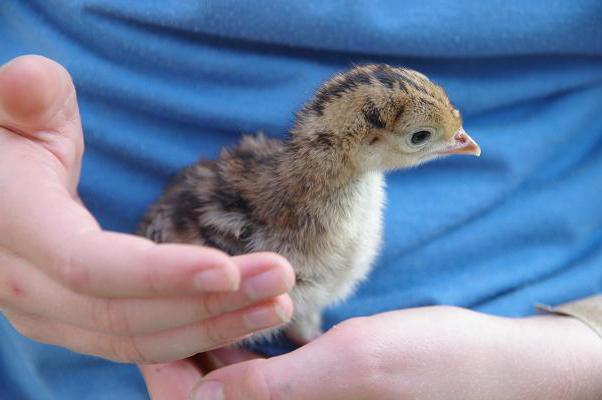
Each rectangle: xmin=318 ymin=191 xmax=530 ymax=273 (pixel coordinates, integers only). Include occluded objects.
xmin=279 ymin=135 xmax=361 ymax=196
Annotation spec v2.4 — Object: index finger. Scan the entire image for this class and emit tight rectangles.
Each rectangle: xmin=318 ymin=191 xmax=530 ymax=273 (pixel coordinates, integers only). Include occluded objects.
xmin=0 ymin=171 xmax=240 ymax=297
xmin=61 ymin=229 xmax=293 ymax=297
xmin=65 ymin=230 xmax=243 ymax=296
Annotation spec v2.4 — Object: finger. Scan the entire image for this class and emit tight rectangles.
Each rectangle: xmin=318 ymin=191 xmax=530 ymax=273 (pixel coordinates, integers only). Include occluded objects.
xmin=1 ymin=226 xmax=241 ymax=297
xmin=139 ymin=361 xmax=202 ymax=400
xmin=4 ymin=295 xmax=293 ymax=363
xmin=0 ymin=55 xmax=78 ymax=132
xmin=0 ymin=56 xmax=93 ymax=276
xmin=2 ymin=184 xmax=295 ymax=298
xmin=64 ymin=231 xmax=244 ymax=296
xmin=195 ymin=327 xmax=370 ymax=400
xmin=95 ymin=252 xmax=293 ymax=334
xmin=66 ymin=237 xmax=297 ymax=298
xmin=132 ymin=294 xmax=293 ymax=363
xmin=0 ymin=183 xmax=241 ymax=297
xmin=0 ymin=55 xmax=83 ymax=191
xmin=0 ymin=249 xmax=293 ymax=335
xmin=103 ymin=252 xmax=294 ymax=334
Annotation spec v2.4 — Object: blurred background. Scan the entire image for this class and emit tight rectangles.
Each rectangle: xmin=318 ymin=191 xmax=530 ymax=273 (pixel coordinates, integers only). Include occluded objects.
xmin=1 ymin=1 xmax=601 ymax=398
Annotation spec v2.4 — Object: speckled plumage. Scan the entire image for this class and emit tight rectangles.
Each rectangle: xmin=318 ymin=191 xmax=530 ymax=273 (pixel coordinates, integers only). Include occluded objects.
xmin=139 ymin=64 xmax=479 ymax=342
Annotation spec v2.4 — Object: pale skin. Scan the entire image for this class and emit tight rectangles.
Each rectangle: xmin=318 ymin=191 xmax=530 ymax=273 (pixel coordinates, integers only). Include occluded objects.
xmin=1 ymin=56 xmax=601 ymax=400
xmin=156 ymin=307 xmax=602 ymax=400
xmin=0 ymin=54 xmax=295 ymax=363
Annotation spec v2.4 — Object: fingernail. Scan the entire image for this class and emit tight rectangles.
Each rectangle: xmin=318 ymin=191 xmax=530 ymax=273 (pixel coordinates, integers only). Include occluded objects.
xmin=194 ymin=268 xmax=239 ymax=292
xmin=242 ymin=270 xmax=288 ymax=300
xmin=194 ymin=380 xmax=224 ymax=400
xmin=243 ymin=303 xmax=289 ymax=330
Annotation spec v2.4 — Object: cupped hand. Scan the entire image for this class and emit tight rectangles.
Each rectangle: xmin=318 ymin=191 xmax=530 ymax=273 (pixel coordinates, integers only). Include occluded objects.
xmin=144 ymin=306 xmax=602 ymax=400
xmin=0 ymin=55 xmax=294 ymax=363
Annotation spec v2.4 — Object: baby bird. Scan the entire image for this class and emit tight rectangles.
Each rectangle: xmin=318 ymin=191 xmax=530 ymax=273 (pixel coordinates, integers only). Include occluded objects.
xmin=139 ymin=64 xmax=480 ymax=343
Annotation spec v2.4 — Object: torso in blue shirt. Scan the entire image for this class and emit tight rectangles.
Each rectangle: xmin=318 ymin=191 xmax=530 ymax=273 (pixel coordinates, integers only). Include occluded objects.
xmin=1 ymin=1 xmax=601 ymax=399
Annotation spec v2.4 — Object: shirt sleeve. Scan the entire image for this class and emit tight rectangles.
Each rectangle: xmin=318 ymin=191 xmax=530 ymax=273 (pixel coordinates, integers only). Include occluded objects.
xmin=538 ymin=295 xmax=602 ymax=339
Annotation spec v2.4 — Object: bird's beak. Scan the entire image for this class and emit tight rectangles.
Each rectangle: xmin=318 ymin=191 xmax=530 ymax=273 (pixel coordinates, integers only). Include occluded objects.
xmin=440 ymin=128 xmax=481 ymax=157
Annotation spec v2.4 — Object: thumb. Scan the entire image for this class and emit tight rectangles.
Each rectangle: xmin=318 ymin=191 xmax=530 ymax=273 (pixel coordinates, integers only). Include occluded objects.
xmin=0 ymin=54 xmax=79 ymax=132
xmin=0 ymin=54 xmax=83 ymax=192
xmin=193 ymin=336 xmax=368 ymax=400
xmin=139 ymin=349 xmax=261 ymax=400
xmin=139 ymin=361 xmax=203 ymax=400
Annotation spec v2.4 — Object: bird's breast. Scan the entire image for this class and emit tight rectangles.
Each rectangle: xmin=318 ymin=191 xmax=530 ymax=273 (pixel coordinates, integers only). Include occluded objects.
xmin=283 ymin=172 xmax=386 ymax=306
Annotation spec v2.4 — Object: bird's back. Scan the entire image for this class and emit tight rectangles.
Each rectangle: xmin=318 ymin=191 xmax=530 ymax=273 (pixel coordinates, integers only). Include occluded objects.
xmin=138 ymin=132 xmax=286 ymax=255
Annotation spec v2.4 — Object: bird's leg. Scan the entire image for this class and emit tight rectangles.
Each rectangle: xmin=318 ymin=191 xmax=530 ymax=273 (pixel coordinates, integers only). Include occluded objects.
xmin=285 ymin=309 xmax=323 ymax=345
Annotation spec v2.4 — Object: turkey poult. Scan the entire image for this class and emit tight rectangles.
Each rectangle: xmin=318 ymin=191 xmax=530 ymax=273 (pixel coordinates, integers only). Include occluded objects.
xmin=139 ymin=64 xmax=481 ymax=343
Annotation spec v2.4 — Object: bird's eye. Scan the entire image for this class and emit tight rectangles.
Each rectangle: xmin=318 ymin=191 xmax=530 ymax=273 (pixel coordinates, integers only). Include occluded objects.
xmin=410 ymin=130 xmax=431 ymax=145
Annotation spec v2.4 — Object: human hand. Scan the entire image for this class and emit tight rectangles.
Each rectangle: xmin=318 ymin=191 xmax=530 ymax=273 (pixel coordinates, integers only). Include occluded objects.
xmin=145 ymin=306 xmax=602 ymax=400
xmin=0 ymin=55 xmax=294 ymax=363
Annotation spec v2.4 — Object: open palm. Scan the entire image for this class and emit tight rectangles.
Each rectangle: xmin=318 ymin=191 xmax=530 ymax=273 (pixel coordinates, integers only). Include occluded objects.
xmin=0 ymin=55 xmax=294 ymax=365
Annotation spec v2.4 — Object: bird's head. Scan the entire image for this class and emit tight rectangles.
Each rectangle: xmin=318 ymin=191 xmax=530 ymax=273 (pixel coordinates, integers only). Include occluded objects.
xmin=293 ymin=64 xmax=480 ymax=172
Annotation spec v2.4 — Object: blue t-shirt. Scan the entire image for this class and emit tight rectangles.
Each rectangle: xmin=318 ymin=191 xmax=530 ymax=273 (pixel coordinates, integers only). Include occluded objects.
xmin=1 ymin=1 xmax=602 ymax=399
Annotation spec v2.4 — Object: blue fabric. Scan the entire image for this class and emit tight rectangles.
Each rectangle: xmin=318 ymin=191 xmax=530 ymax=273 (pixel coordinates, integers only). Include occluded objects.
xmin=2 ymin=1 xmax=602 ymax=398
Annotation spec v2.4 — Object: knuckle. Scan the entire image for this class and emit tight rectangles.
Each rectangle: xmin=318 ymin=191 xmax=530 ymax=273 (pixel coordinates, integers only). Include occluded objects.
xmin=92 ymin=298 xmax=131 ymax=336
xmin=198 ymin=294 xmax=219 ymax=318
xmin=333 ymin=317 xmax=412 ymax=396
xmin=200 ymin=320 xmax=231 ymax=348
xmin=58 ymin=251 xmax=90 ymax=294
xmin=252 ymin=361 xmax=283 ymax=400
xmin=331 ymin=317 xmax=382 ymax=377
xmin=106 ymin=335 xmax=146 ymax=363
xmin=142 ymin=246 xmax=164 ymax=295
xmin=219 ymin=360 xmax=274 ymax=400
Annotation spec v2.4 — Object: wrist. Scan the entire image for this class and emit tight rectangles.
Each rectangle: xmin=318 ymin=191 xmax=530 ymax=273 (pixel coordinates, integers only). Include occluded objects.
xmin=517 ymin=315 xmax=602 ymax=400
xmin=557 ymin=315 xmax=602 ymax=400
